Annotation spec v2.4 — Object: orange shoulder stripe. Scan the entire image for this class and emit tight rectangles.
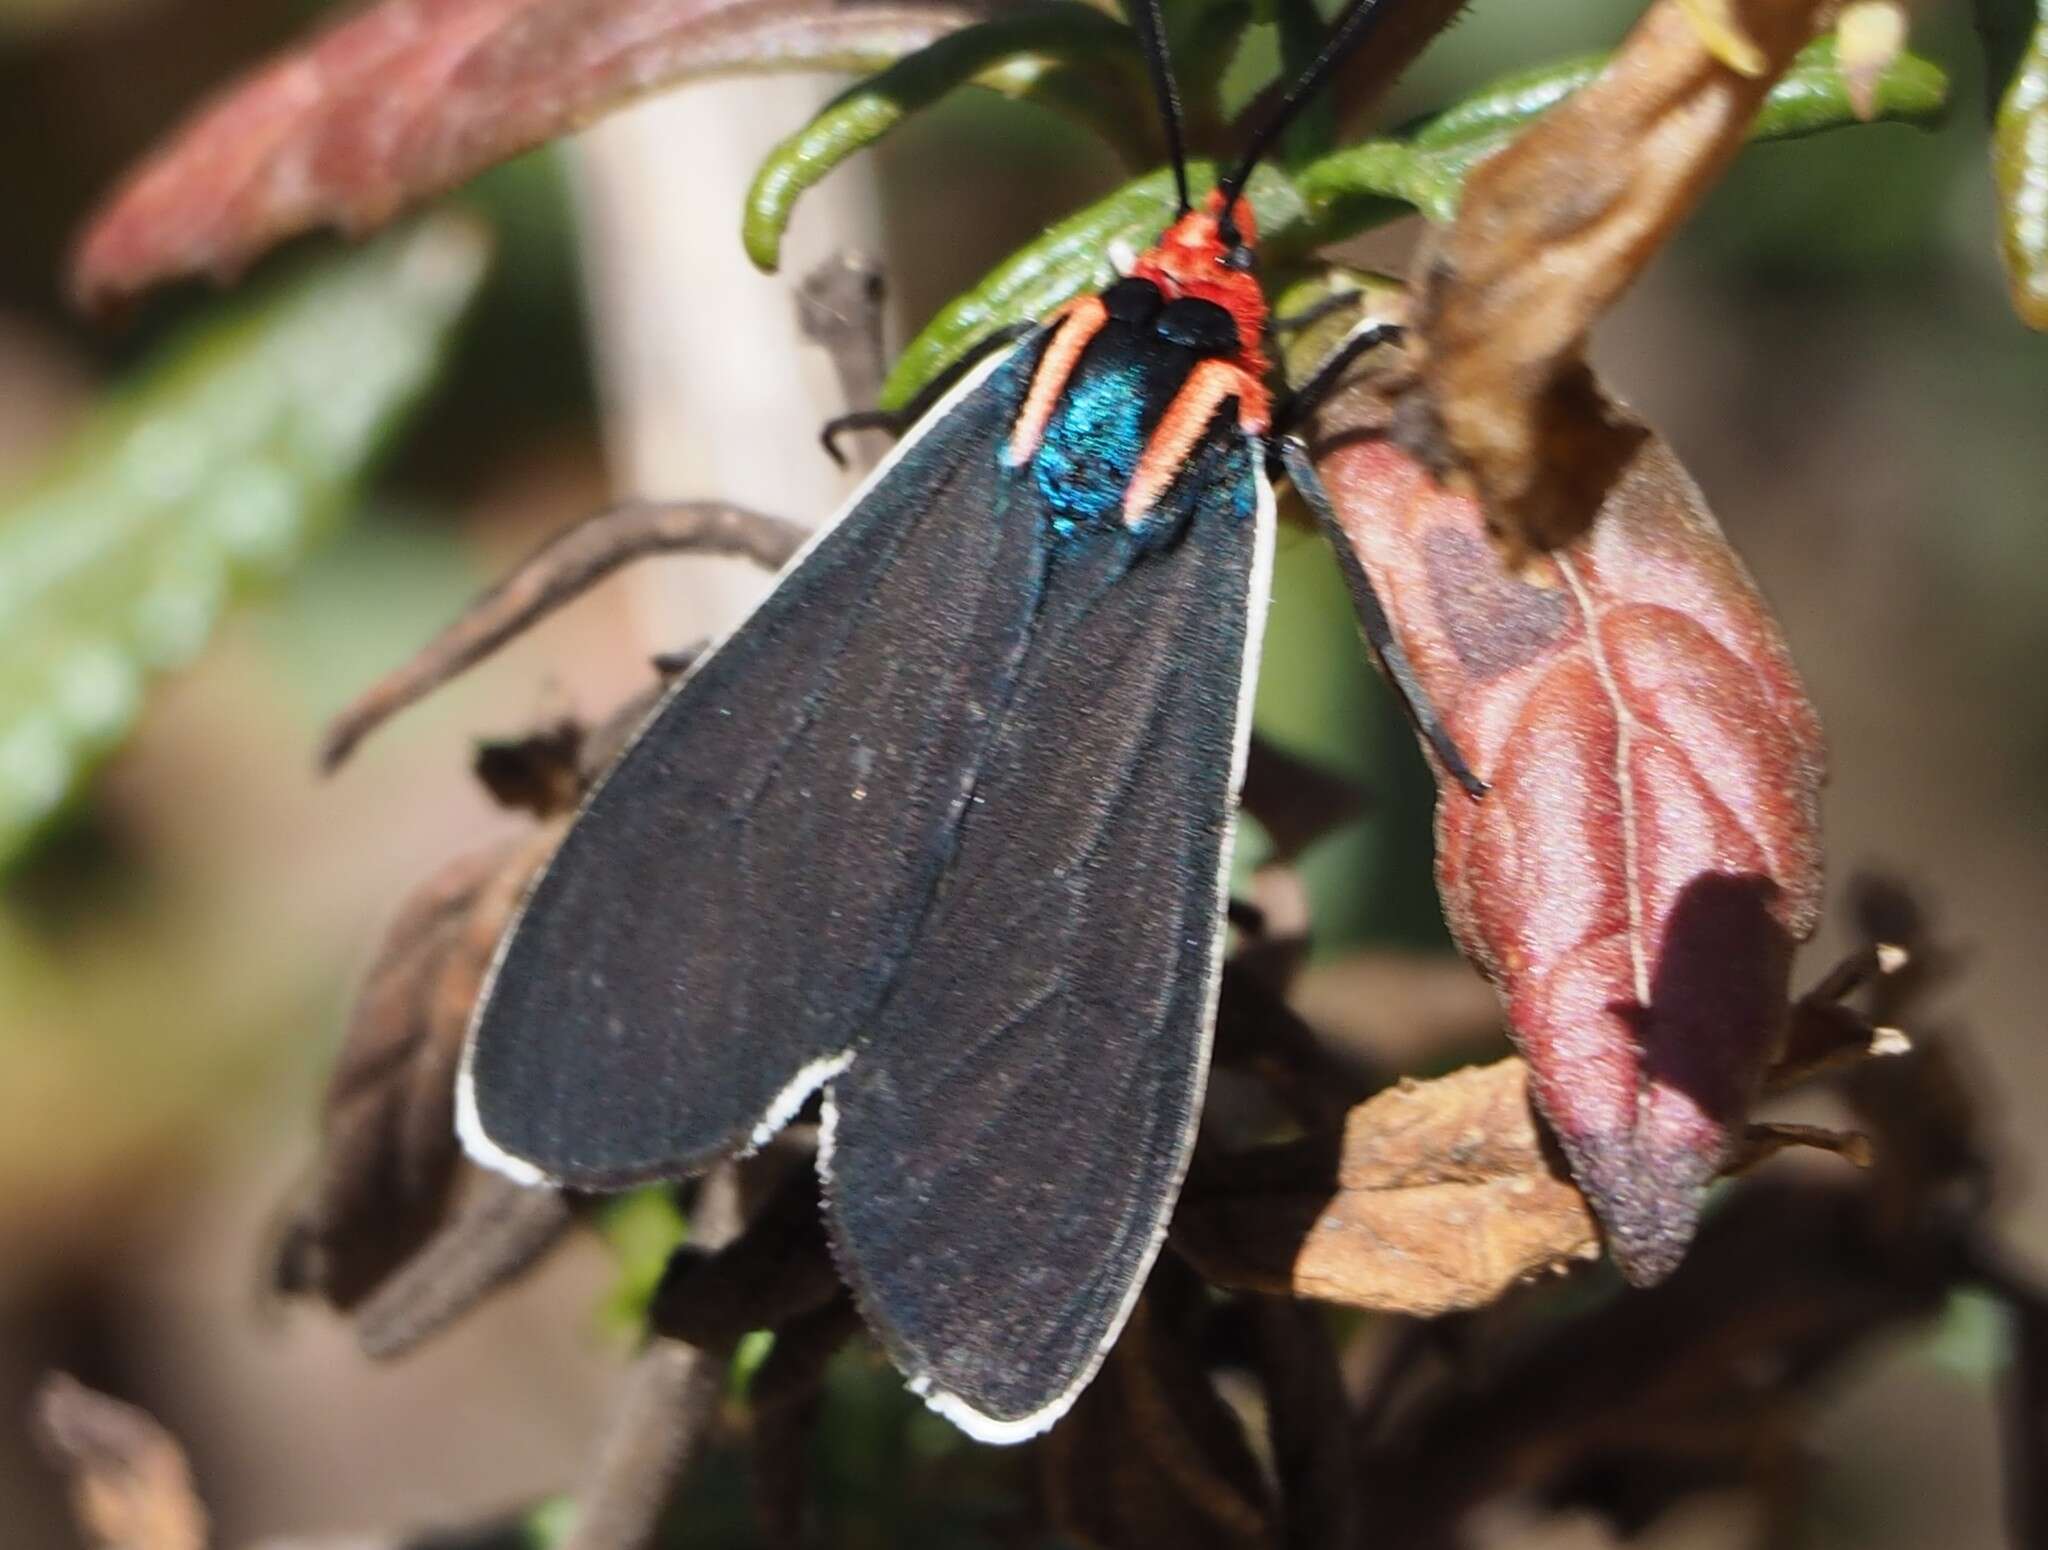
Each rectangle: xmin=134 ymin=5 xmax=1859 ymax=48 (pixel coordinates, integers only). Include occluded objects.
xmin=1005 ymin=297 xmax=1108 ymax=467
xmin=1121 ymin=361 xmax=1269 ymax=524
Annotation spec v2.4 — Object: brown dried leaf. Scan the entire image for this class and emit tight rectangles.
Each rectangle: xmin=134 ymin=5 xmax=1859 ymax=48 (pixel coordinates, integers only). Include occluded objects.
xmin=1408 ymin=0 xmax=1833 ymax=560
xmin=1177 ymin=1058 xmax=1602 ymax=1317
xmin=1349 ymin=1018 xmax=1978 ymax=1539
xmin=1312 ymin=402 xmax=1825 ymax=1284
xmin=273 ymin=820 xmax=566 ymax=1308
xmin=73 ymin=0 xmax=990 ymax=308
xmin=32 ymin=1374 xmax=208 ymax=1550
xmin=1352 ymin=1171 xmax=1957 ymax=1542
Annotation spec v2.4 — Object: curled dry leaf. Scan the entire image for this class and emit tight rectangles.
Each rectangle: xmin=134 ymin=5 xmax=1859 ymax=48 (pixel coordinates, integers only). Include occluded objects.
xmin=73 ymin=0 xmax=991 ymax=307
xmin=1409 ymin=0 xmax=1834 ymax=560
xmin=273 ymin=819 xmax=566 ymax=1308
xmin=1178 ymin=986 xmax=1892 ymax=1324
xmin=1177 ymin=1058 xmax=1602 ymax=1316
xmin=32 ymin=1374 xmax=208 ymax=1550
xmin=1311 ymin=384 xmax=1825 ymax=1284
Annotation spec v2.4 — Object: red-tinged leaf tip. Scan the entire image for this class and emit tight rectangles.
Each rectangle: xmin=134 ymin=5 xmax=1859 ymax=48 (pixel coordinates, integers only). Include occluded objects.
xmin=1315 ymin=427 xmax=1826 ymax=1284
xmin=71 ymin=0 xmax=983 ymax=309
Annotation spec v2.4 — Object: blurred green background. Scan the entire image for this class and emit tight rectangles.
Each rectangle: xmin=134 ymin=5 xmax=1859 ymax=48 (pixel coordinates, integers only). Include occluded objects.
xmin=0 ymin=0 xmax=2042 ymax=1544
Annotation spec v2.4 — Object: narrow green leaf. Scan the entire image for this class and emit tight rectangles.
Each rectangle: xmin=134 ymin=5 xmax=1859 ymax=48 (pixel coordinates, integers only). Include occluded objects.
xmin=1992 ymin=0 xmax=2048 ymax=327
xmin=1274 ymin=0 xmax=1335 ymax=168
xmin=1292 ymin=57 xmax=1609 ymax=226
xmin=1402 ymin=56 xmax=1606 ymax=149
xmin=0 ymin=218 xmax=488 ymax=867
xmin=885 ymin=37 xmax=1947 ymax=409
xmin=1753 ymin=37 xmax=1949 ymax=137
xmin=1171 ymin=0 xmax=1256 ymax=137
xmin=1298 ymin=36 xmax=1949 ymax=227
xmin=882 ymin=160 xmax=1310 ymax=407
xmin=742 ymin=3 xmax=1140 ymax=272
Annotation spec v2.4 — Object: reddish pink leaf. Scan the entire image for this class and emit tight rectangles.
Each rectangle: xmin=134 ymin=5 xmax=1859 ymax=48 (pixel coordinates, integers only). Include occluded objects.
xmin=74 ymin=0 xmax=987 ymax=308
xmin=1320 ymin=423 xmax=1825 ymax=1283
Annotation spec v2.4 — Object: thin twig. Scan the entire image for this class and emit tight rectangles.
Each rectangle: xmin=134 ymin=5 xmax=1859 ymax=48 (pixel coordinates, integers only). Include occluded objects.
xmin=319 ymin=501 xmax=805 ymax=770
xmin=355 ymin=1174 xmax=577 ymax=1360
xmin=1251 ymin=1297 xmax=1360 ymax=1550
xmin=750 ymin=1299 xmax=862 ymax=1550
xmin=1732 ymin=1122 xmax=1875 ymax=1173
xmin=562 ymin=1164 xmax=744 ymax=1550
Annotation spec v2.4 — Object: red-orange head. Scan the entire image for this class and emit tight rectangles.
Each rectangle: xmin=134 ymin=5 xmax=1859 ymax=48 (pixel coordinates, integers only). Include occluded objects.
xmin=1128 ymin=189 xmax=1268 ymax=376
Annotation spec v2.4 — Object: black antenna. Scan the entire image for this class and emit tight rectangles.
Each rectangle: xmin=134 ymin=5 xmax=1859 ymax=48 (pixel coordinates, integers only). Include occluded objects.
xmin=1217 ymin=0 xmax=1394 ymax=225
xmin=1126 ymin=0 xmax=1191 ymax=215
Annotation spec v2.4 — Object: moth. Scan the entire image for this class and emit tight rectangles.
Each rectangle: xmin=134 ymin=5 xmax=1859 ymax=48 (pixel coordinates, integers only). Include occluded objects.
xmin=445 ymin=0 xmax=1475 ymax=1441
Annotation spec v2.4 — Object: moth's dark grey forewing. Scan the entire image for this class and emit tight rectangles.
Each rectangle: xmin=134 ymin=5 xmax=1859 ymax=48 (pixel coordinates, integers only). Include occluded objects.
xmin=465 ymin=344 xmax=1049 ymax=1189
xmin=824 ymin=430 xmax=1270 ymax=1439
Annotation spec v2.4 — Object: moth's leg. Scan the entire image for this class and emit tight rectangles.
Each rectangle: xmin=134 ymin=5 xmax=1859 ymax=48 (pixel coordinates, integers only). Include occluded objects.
xmin=321 ymin=500 xmax=804 ymax=770
xmin=819 ymin=321 xmax=1038 ymax=467
xmin=1269 ymin=286 xmax=1365 ymax=336
xmin=1273 ymin=320 xmax=1404 ymax=438
xmin=1275 ymin=435 xmax=1487 ymax=800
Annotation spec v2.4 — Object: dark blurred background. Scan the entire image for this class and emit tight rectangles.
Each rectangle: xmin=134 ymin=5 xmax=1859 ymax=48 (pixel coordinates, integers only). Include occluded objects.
xmin=0 ymin=0 xmax=2042 ymax=1544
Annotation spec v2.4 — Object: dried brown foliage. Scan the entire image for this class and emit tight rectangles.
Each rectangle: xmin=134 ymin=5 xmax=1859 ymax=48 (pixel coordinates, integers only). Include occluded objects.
xmin=70 ymin=0 xmax=991 ymax=308
xmin=270 ymin=820 xmax=567 ymax=1311
xmin=1404 ymin=0 xmax=1836 ymax=560
xmin=32 ymin=1375 xmax=208 ymax=1550
xmin=238 ymin=439 xmax=1986 ymax=1550
xmin=1313 ymin=366 xmax=1825 ymax=1284
xmin=1178 ymin=1058 xmax=1602 ymax=1315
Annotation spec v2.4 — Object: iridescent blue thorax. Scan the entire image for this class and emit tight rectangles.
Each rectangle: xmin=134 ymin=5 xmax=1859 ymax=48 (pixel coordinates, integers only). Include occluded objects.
xmin=1017 ymin=283 xmax=1249 ymax=541
xmin=1030 ymin=362 xmax=1152 ymax=535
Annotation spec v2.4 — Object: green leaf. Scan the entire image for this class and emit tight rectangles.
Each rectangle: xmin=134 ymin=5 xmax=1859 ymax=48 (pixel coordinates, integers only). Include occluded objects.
xmin=525 ymin=1496 xmax=576 ymax=1548
xmin=884 ymin=37 xmax=1947 ymax=408
xmin=742 ymin=3 xmax=1142 ymax=272
xmin=881 ymin=160 xmax=1310 ymax=407
xmin=1299 ymin=37 xmax=1950 ymax=226
xmin=730 ymin=1327 xmax=778 ymax=1395
xmin=1917 ymin=1287 xmax=2013 ymax=1384
xmin=1274 ymin=0 xmax=1335 ymax=167
xmin=1991 ymin=0 xmax=2048 ymax=327
xmin=1753 ymin=36 xmax=1949 ymax=136
xmin=0 ymin=218 xmax=488 ymax=869
xmin=596 ymin=1185 xmax=691 ymax=1333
